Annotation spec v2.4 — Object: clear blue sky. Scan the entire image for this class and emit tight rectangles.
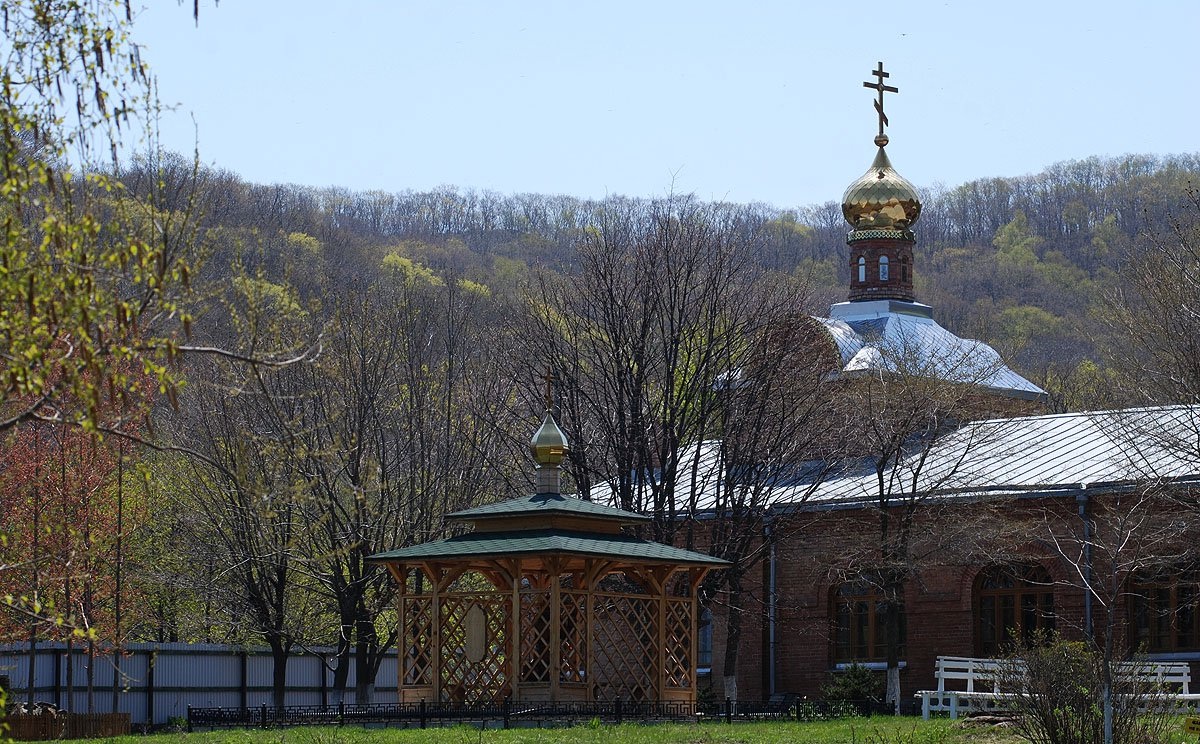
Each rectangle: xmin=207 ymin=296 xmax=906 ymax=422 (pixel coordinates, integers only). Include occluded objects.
xmin=131 ymin=0 xmax=1199 ymax=209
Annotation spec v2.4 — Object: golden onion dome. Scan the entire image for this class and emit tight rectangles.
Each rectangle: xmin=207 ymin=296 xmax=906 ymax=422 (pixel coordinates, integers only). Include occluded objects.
xmin=530 ymin=410 xmax=568 ymax=466
xmin=841 ymin=143 xmax=922 ymax=231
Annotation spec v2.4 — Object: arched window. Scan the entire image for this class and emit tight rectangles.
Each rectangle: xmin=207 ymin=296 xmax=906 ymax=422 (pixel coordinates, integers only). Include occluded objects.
xmin=834 ymin=582 xmax=905 ymax=663
xmin=1129 ymin=572 xmax=1200 ymax=653
xmin=879 ymin=255 xmax=889 ymax=281
xmin=857 ymin=256 xmax=866 ymax=283
xmin=975 ymin=565 xmax=1055 ymax=656
xmin=901 ymin=256 xmax=910 ymax=282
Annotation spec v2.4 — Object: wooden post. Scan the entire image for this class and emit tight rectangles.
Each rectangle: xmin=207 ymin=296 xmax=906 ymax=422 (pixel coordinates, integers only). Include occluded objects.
xmin=429 ymin=564 xmax=441 ymax=704
xmin=690 ymin=569 xmax=700 ymax=700
xmin=509 ymin=559 xmax=522 ymax=700
xmin=584 ymin=559 xmax=596 ymax=702
xmin=549 ymin=559 xmax=562 ymax=700
xmin=395 ymin=565 xmax=408 ymax=701
xmin=689 ymin=567 xmax=707 ymax=704
xmin=657 ymin=573 xmax=668 ymax=703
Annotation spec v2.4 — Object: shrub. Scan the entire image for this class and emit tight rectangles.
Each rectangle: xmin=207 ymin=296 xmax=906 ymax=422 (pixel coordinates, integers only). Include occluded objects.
xmin=997 ymin=635 xmax=1175 ymax=744
xmin=822 ymin=663 xmax=883 ymax=703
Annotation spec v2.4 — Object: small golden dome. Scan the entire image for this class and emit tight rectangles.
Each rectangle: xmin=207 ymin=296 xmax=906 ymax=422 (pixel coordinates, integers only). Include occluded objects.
xmin=841 ymin=146 xmax=922 ymax=231
xmin=530 ymin=411 xmax=568 ymax=466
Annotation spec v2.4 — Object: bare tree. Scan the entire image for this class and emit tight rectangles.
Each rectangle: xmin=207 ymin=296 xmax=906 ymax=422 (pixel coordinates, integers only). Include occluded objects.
xmin=290 ymin=267 xmax=526 ymax=703
xmin=1029 ymin=408 xmax=1200 ymax=744
xmin=168 ymin=369 xmax=319 ymax=710
xmin=817 ymin=339 xmax=1029 ymax=711
xmin=528 ymin=195 xmax=841 ymax=700
xmin=1103 ymin=187 xmax=1200 ymax=407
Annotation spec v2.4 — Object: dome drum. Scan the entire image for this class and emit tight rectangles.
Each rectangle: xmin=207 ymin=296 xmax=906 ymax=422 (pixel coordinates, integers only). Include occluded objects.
xmin=847 ymin=237 xmax=915 ymax=303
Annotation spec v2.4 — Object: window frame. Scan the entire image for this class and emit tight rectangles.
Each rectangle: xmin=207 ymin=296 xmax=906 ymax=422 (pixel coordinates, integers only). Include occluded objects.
xmin=975 ymin=564 xmax=1055 ymax=656
xmin=1129 ymin=572 xmax=1200 ymax=653
xmin=833 ymin=582 xmax=905 ymax=664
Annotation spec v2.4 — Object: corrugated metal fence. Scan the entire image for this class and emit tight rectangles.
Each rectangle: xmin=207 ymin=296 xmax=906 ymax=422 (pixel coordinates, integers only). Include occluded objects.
xmin=0 ymin=642 xmax=398 ymax=726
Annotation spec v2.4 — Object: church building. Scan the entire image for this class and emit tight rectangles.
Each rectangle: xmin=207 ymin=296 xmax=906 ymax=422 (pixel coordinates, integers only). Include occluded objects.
xmin=693 ymin=63 xmax=1200 ymax=706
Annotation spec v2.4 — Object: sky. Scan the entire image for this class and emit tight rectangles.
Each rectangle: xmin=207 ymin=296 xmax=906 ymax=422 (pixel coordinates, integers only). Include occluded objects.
xmin=130 ymin=0 xmax=1200 ymax=210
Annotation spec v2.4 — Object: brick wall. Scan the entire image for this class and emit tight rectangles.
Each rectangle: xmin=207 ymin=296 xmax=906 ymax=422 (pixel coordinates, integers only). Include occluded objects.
xmin=700 ymin=493 xmax=1195 ymax=700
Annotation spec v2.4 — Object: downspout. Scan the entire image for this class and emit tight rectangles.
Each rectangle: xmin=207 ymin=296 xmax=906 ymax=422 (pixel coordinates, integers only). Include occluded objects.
xmin=766 ymin=516 xmax=777 ymax=697
xmin=1077 ymin=488 xmax=1093 ymax=642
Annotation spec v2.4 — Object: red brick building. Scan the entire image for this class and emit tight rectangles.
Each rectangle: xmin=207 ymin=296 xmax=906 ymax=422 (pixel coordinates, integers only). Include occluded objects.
xmin=693 ymin=64 xmax=1200 ymax=706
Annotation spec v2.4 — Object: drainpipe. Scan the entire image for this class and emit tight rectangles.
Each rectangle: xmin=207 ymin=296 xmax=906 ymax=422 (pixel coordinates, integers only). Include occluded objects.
xmin=1076 ymin=488 xmax=1093 ymax=642
xmin=766 ymin=517 xmax=777 ymax=696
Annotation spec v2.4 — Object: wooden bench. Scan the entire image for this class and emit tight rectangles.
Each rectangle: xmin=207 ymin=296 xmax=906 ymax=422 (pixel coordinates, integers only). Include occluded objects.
xmin=917 ymin=655 xmax=1200 ymax=720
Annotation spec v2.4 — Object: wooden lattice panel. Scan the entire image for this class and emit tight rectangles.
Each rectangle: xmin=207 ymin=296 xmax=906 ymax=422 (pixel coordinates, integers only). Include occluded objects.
xmin=664 ymin=598 xmax=693 ymax=689
xmin=592 ymin=593 xmax=656 ymax=701
xmin=559 ymin=590 xmax=587 ymax=684
xmin=401 ymin=597 xmax=434 ymax=687
xmin=439 ymin=593 xmax=510 ymax=703
xmin=519 ymin=590 xmax=552 ymax=683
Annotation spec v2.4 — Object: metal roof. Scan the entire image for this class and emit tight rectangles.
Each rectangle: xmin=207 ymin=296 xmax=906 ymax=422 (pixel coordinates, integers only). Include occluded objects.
xmin=448 ymin=491 xmax=650 ymax=524
xmin=815 ymin=300 xmax=1046 ymax=400
xmin=777 ymin=404 xmax=1200 ymax=506
xmin=367 ymin=528 xmax=729 ymax=566
xmin=588 ymin=406 xmax=1200 ymax=512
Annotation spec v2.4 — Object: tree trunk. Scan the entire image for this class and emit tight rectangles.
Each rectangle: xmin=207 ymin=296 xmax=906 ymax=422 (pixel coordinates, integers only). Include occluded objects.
xmin=355 ymin=613 xmax=377 ymax=704
xmin=885 ymin=594 xmax=902 ymax=714
xmin=330 ymin=633 xmax=350 ymax=705
xmin=886 ymin=665 xmax=900 ymax=715
xmin=1102 ymin=613 xmax=1114 ymax=744
xmin=722 ymin=577 xmax=744 ymax=703
xmin=267 ymin=637 xmax=290 ymax=712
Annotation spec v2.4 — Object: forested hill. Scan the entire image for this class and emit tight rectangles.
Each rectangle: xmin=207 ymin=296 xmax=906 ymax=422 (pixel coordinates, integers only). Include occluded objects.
xmin=126 ymin=151 xmax=1200 ymax=406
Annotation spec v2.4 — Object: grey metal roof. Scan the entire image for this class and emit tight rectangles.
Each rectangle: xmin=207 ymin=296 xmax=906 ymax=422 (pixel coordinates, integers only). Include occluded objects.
xmin=815 ymin=300 xmax=1046 ymax=400
xmin=778 ymin=405 xmax=1200 ymax=506
xmin=588 ymin=406 xmax=1200 ymax=512
xmin=367 ymin=528 xmax=729 ymax=566
xmin=448 ymin=492 xmax=650 ymax=524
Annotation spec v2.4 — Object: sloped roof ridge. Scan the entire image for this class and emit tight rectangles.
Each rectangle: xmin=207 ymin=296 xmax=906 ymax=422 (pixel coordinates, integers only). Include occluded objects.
xmin=448 ymin=490 xmax=651 ymax=523
xmin=968 ymin=402 xmax=1200 ymax=428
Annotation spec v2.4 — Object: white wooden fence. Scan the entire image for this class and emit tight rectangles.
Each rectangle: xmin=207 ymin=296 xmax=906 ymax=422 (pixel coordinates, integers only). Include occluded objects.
xmin=0 ymin=642 xmax=398 ymax=726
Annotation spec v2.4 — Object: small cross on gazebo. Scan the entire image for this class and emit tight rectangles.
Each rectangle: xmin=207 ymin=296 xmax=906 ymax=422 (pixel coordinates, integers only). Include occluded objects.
xmin=369 ymin=411 xmax=728 ymax=706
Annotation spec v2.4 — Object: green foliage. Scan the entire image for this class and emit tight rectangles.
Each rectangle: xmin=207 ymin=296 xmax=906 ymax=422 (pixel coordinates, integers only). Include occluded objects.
xmin=381 ymin=252 xmax=445 ymax=287
xmin=822 ymin=664 xmax=884 ymax=703
xmin=998 ymin=635 xmax=1176 ymax=744
xmin=456 ymin=278 xmax=491 ymax=298
xmin=993 ymin=211 xmax=1044 ymax=266
xmin=0 ymin=0 xmax=196 ymax=431
xmin=232 ymin=276 xmax=307 ymax=320
xmin=286 ymin=232 xmax=323 ymax=256
xmin=993 ymin=305 xmax=1065 ymax=357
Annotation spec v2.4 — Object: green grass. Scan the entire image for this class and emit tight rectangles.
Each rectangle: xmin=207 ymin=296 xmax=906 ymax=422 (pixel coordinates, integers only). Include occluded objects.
xmin=46 ymin=718 xmax=1029 ymax=744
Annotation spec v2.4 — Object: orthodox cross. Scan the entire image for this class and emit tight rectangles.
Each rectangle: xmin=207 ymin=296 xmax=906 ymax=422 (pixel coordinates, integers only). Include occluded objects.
xmin=863 ymin=61 xmax=898 ymax=142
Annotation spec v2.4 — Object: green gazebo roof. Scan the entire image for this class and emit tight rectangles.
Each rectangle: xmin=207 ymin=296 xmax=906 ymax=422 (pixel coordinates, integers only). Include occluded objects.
xmin=448 ymin=492 xmax=650 ymax=525
xmin=367 ymin=528 xmax=729 ymax=566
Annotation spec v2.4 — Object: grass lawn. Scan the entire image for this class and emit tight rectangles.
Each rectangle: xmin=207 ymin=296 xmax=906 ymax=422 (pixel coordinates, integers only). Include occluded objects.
xmin=44 ymin=718 xmax=1029 ymax=744
xmin=40 ymin=716 xmax=1200 ymax=744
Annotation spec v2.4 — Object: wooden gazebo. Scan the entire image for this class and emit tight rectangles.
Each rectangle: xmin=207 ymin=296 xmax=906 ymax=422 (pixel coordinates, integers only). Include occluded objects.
xmin=369 ymin=412 xmax=727 ymax=705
